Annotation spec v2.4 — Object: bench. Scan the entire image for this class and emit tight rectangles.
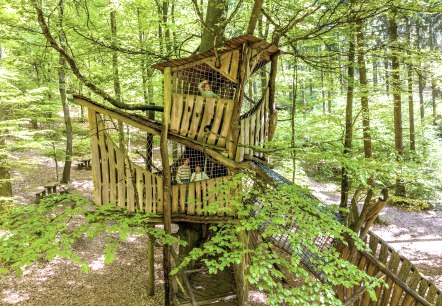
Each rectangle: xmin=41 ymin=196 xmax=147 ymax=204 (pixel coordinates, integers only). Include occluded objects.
xmin=76 ymin=159 xmax=91 ymax=170
xmin=35 ymin=182 xmax=69 ymax=204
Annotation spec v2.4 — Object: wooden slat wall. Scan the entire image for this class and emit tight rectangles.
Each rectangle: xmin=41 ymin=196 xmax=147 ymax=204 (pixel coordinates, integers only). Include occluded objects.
xmin=169 ymin=93 xmax=234 ymax=148
xmin=170 ymin=176 xmax=235 ymax=217
xmin=89 ymin=112 xmax=163 ymax=214
xmin=237 ymin=87 xmax=270 ymax=162
xmin=339 ymin=231 xmax=442 ymax=306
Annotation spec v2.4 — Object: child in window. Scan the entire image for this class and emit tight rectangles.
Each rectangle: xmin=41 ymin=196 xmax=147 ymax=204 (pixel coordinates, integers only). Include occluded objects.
xmin=198 ymin=79 xmax=218 ymax=98
xmin=190 ymin=165 xmax=209 ymax=182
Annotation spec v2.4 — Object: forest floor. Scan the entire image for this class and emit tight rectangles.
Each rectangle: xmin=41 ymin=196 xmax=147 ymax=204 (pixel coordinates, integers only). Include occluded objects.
xmin=0 ymin=150 xmax=441 ymax=305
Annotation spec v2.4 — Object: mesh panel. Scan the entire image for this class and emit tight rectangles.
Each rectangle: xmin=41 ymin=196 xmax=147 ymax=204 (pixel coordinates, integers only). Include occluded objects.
xmin=242 ymin=62 xmax=269 ymax=115
xmin=173 ymin=63 xmax=236 ymax=99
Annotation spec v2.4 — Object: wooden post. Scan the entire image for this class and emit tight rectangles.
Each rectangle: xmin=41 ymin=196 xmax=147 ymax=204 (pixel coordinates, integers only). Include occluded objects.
xmin=161 ymin=66 xmax=173 ymax=306
xmin=234 ymin=230 xmax=249 ymax=305
xmin=147 ymin=233 xmax=155 ymax=296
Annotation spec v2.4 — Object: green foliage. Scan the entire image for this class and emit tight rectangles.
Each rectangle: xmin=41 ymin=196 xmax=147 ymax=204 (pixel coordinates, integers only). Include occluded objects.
xmin=389 ymin=196 xmax=430 ymax=211
xmin=174 ymin=173 xmax=383 ymax=305
xmin=0 ymin=193 xmax=182 ymax=275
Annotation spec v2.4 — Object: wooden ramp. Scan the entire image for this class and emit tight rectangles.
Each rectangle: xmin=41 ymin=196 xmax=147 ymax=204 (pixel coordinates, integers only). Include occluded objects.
xmin=173 ymin=268 xmax=237 ymax=306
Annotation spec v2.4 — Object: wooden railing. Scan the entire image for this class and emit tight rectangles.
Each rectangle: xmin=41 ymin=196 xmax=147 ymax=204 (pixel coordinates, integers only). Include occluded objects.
xmin=89 ymin=110 xmax=163 ymax=213
xmin=169 ymin=93 xmax=234 ymax=149
xmin=236 ymin=88 xmax=270 ymax=162
xmin=338 ymin=231 xmax=442 ymax=305
xmin=171 ymin=176 xmax=235 ymax=217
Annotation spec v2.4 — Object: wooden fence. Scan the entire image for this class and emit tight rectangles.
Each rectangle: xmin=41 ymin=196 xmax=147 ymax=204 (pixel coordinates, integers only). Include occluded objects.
xmin=236 ymin=88 xmax=270 ymax=161
xmin=338 ymin=231 xmax=442 ymax=306
xmin=169 ymin=93 xmax=234 ymax=148
xmin=89 ymin=110 xmax=163 ymax=213
xmin=171 ymin=176 xmax=235 ymax=216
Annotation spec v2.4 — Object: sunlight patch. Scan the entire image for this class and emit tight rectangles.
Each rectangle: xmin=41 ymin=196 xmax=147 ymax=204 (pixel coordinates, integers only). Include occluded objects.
xmin=2 ymin=290 xmax=29 ymax=304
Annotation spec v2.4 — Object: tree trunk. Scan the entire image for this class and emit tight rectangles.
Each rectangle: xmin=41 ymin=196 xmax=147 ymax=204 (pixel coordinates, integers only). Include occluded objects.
xmin=340 ymin=32 xmax=355 ymax=208
xmin=200 ymin=0 xmax=229 ymax=52
xmin=0 ymin=135 xmax=12 ymax=198
xmin=59 ymin=0 xmax=72 ymax=184
xmin=406 ymin=19 xmax=415 ymax=152
xmin=291 ymin=63 xmax=298 ymax=183
xmin=389 ymin=13 xmax=405 ymax=196
xmin=247 ymin=0 xmax=263 ymax=35
xmin=416 ymin=23 xmax=425 ymax=121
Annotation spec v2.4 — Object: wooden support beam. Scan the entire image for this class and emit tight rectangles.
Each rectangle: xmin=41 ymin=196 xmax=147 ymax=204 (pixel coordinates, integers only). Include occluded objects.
xmin=147 ymin=233 xmax=155 ymax=296
xmin=162 ymin=67 xmax=173 ymax=306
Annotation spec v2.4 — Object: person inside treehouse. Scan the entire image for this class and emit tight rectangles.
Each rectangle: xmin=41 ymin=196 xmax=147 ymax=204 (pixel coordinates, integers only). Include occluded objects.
xmin=190 ymin=165 xmax=209 ymax=182
xmin=198 ymin=79 xmax=218 ymax=98
xmin=176 ymin=158 xmax=191 ymax=184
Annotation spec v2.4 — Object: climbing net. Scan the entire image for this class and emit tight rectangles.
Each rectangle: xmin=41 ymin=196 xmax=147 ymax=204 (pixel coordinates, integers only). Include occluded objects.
xmin=241 ymin=61 xmax=269 ymax=115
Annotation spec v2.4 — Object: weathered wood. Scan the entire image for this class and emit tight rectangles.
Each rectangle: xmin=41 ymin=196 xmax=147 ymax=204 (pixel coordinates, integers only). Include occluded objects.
xmin=188 ymin=183 xmax=196 ymax=215
xmin=136 ymin=166 xmax=144 ymax=211
xmin=115 ymin=143 xmax=126 ymax=209
xmin=148 ymin=233 xmax=155 ymax=296
xmin=156 ymin=174 xmax=164 ymax=214
xmin=108 ymin=141 xmax=117 ymax=204
xmin=162 ymin=66 xmax=173 ymax=306
xmin=97 ymin=116 xmax=110 ymax=205
xmin=179 ymin=95 xmax=195 ymax=136
xmin=201 ymin=180 xmax=208 ymax=216
xmin=401 ymin=269 xmax=422 ymax=306
xmin=207 ymin=99 xmax=225 ymax=145
xmin=126 ymin=163 xmax=135 ymax=212
xmin=197 ymin=98 xmax=216 ymax=142
xmin=88 ymin=110 xmax=102 ymax=205
xmin=170 ymin=94 xmax=184 ymax=132
xmin=380 ymin=252 xmax=401 ymax=305
xmin=229 ymin=50 xmax=240 ymax=81
xmin=390 ymin=259 xmax=412 ymax=305
xmin=187 ymin=96 xmax=204 ymax=140
xmin=145 ymin=171 xmax=153 ymax=213
xmin=179 ymin=184 xmax=187 ymax=214
xmin=172 ymin=185 xmax=179 ymax=214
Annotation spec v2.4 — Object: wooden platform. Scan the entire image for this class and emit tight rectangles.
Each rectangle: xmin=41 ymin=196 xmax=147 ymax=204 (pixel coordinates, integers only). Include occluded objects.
xmin=174 ymin=268 xmax=237 ymax=306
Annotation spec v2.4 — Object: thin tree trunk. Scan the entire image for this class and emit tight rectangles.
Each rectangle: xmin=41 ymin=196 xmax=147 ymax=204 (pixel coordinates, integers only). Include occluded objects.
xmin=416 ymin=23 xmax=425 ymax=121
xmin=291 ymin=62 xmax=298 ymax=183
xmin=406 ymin=19 xmax=415 ymax=152
xmin=389 ymin=13 xmax=405 ymax=196
xmin=247 ymin=0 xmax=263 ymax=35
xmin=0 ymin=135 xmax=12 ymax=198
xmin=340 ymin=32 xmax=355 ymax=208
xmin=200 ymin=0 xmax=228 ymax=52
xmin=59 ymin=0 xmax=72 ymax=184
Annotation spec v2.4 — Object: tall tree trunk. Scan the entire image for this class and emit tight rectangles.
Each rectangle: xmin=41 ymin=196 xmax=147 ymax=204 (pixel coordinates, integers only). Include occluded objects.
xmin=429 ymin=18 xmax=437 ymax=126
xmin=110 ymin=1 xmax=126 ymax=154
xmin=247 ymin=0 xmax=263 ymax=35
xmin=59 ymin=0 xmax=72 ymax=184
xmin=406 ymin=19 xmax=416 ymax=152
xmin=340 ymin=32 xmax=355 ymax=208
xmin=416 ymin=22 xmax=425 ymax=121
xmin=389 ymin=13 xmax=405 ymax=196
xmin=200 ymin=0 xmax=229 ymax=52
xmin=291 ymin=62 xmax=298 ymax=182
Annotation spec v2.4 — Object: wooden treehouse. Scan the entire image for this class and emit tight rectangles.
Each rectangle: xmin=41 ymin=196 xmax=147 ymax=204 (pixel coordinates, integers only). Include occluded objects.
xmin=74 ymin=35 xmax=442 ymax=306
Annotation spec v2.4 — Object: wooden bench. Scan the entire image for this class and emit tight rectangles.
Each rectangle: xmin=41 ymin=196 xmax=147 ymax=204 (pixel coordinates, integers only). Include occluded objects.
xmin=76 ymin=159 xmax=91 ymax=170
xmin=35 ymin=182 xmax=69 ymax=204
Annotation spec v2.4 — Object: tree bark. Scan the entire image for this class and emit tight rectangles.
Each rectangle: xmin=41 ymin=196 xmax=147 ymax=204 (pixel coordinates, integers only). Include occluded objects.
xmin=340 ymin=31 xmax=355 ymax=208
xmin=247 ymin=0 xmax=263 ymax=35
xmin=389 ymin=13 xmax=405 ymax=196
xmin=406 ymin=19 xmax=415 ymax=152
xmin=200 ymin=0 xmax=229 ymax=52
xmin=58 ymin=0 xmax=73 ymax=184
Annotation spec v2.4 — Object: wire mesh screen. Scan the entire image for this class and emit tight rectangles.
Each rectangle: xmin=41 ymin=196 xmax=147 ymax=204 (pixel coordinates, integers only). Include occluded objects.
xmin=173 ymin=63 xmax=237 ymax=100
xmin=242 ymin=61 xmax=269 ymax=115
xmin=169 ymin=142 xmax=228 ymax=185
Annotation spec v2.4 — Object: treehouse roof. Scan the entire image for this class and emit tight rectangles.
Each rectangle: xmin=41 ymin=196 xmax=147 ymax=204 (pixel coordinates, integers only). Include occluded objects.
xmin=152 ymin=35 xmax=279 ymax=73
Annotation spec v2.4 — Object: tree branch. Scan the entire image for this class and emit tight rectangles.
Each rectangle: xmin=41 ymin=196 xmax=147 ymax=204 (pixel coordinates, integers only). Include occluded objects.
xmin=30 ymin=0 xmax=164 ymax=112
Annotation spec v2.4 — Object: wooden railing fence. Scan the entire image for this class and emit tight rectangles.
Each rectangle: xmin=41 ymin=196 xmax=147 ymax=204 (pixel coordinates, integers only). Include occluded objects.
xmin=339 ymin=231 xmax=441 ymax=306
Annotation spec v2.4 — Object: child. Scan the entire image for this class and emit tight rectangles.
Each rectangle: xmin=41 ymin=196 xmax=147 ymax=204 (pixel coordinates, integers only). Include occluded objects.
xmin=190 ymin=165 xmax=209 ymax=182
xmin=198 ymin=79 xmax=218 ymax=98
xmin=176 ymin=158 xmax=191 ymax=184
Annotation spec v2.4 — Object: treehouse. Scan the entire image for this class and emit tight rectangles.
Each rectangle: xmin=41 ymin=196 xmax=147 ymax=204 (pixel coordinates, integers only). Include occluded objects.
xmin=73 ymin=35 xmax=442 ymax=306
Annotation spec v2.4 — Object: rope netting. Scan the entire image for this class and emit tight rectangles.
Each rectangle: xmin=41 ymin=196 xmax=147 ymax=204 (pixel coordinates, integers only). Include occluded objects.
xmin=242 ymin=61 xmax=269 ymax=115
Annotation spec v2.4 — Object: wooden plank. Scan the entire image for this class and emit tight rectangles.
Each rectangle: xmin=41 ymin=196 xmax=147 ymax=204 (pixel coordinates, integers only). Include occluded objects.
xmin=97 ymin=115 xmax=110 ymax=205
xmin=207 ymin=99 xmax=225 ymax=145
xmin=151 ymin=174 xmax=157 ymax=214
xmin=145 ymin=171 xmax=153 ymax=213
xmin=115 ymin=145 xmax=126 ymax=209
xmin=249 ymin=113 xmax=256 ymax=156
xmin=243 ymin=117 xmax=250 ymax=155
xmin=170 ymin=94 xmax=184 ymax=132
xmin=220 ymin=51 xmax=233 ymax=76
xmin=136 ymin=166 xmax=144 ymax=211
xmin=361 ymin=262 xmax=378 ymax=306
xmin=201 ymin=180 xmax=208 ymax=216
xmin=401 ymin=269 xmax=422 ymax=306
xmin=197 ymin=98 xmax=216 ymax=142
xmin=88 ymin=110 xmax=102 ymax=205
xmin=156 ymin=175 xmax=163 ymax=214
xmin=207 ymin=179 xmax=216 ymax=216
xmin=179 ymin=184 xmax=187 ymax=214
xmin=179 ymin=95 xmax=195 ymax=137
xmin=218 ymin=100 xmax=234 ymax=148
xmin=435 ymin=293 xmax=442 ymax=306
xmin=425 ymin=284 xmax=438 ymax=305
xmin=126 ymin=163 xmax=135 ymax=212
xmin=418 ymin=278 xmax=429 ymax=304
xmin=229 ymin=50 xmax=240 ymax=81
xmin=195 ymin=181 xmax=202 ymax=215
xmin=107 ymin=140 xmax=117 ymax=204
xmin=380 ymin=252 xmax=401 ymax=306
xmin=172 ymin=185 xmax=179 ymax=214
xmin=188 ymin=183 xmax=195 ymax=215
xmin=187 ymin=96 xmax=204 ymax=140
xmin=217 ymin=178 xmax=225 ymax=216
xmin=389 ymin=259 xmax=412 ymax=305
xmin=368 ymin=232 xmax=380 ymax=254
xmin=237 ymin=121 xmax=245 ymax=162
